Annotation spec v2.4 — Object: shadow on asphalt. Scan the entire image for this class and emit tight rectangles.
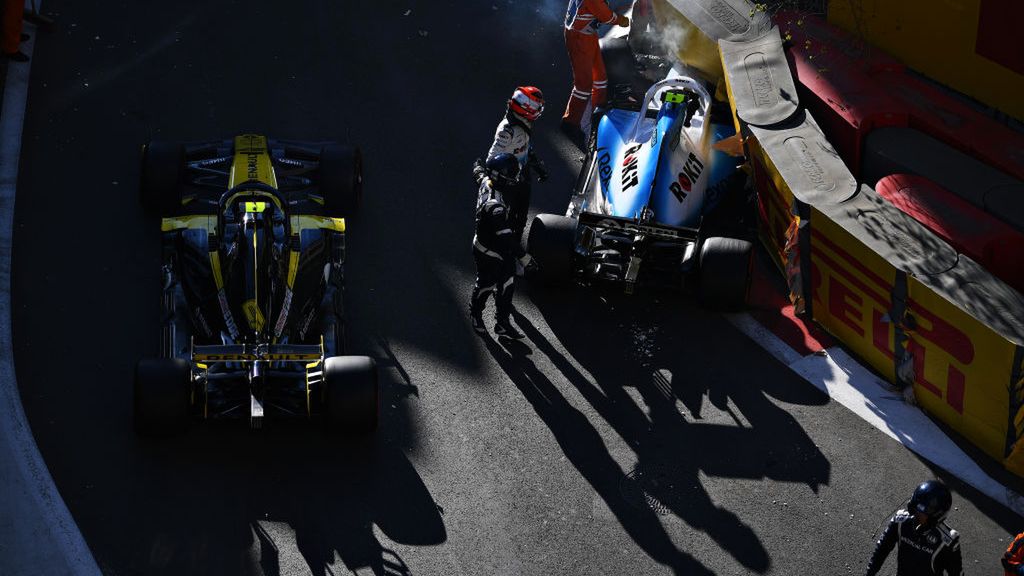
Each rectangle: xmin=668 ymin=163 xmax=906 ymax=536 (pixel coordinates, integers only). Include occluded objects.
xmin=117 ymin=392 xmax=443 ymax=576
xmin=479 ymin=284 xmax=836 ymax=573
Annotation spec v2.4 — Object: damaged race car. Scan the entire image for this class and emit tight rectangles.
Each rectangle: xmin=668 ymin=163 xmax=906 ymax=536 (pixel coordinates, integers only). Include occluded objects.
xmin=135 ymin=134 xmax=378 ymax=435
xmin=528 ymin=73 xmax=754 ymax=308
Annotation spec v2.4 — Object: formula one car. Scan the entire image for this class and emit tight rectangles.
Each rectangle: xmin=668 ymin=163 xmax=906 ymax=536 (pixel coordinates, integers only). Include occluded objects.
xmin=528 ymin=72 xmax=754 ymax=308
xmin=135 ymin=134 xmax=378 ymax=435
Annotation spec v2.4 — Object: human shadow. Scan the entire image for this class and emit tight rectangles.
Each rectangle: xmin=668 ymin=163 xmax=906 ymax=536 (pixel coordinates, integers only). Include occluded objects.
xmin=481 ymin=333 xmax=714 ymax=575
xmin=512 ymin=285 xmax=834 ymax=573
xmin=114 ymin=407 xmax=444 ymax=576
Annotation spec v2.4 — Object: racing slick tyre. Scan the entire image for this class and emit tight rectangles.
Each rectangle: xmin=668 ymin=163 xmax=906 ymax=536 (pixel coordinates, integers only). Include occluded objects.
xmin=319 ymin=145 xmax=363 ymax=217
xmin=134 ymin=358 xmax=191 ymax=436
xmin=698 ymin=237 xmax=752 ymax=311
xmin=323 ymin=356 xmax=379 ymax=434
xmin=140 ymin=141 xmax=185 ymax=215
xmin=527 ymin=214 xmax=576 ymax=284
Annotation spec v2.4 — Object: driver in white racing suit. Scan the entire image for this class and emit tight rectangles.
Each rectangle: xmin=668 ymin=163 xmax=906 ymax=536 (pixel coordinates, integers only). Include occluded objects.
xmin=474 ymin=86 xmax=549 ymax=242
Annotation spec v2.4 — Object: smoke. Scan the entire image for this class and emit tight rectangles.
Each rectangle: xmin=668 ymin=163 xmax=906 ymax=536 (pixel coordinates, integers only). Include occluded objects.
xmin=650 ymin=19 xmax=691 ymax=59
xmin=526 ymin=0 xmax=567 ymax=25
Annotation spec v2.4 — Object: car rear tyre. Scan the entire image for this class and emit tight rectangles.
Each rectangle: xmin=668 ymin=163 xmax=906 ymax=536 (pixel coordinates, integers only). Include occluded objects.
xmin=134 ymin=358 xmax=191 ymax=436
xmin=319 ymin=145 xmax=363 ymax=217
xmin=698 ymin=236 xmax=752 ymax=310
xmin=527 ymin=213 xmax=576 ymax=284
xmin=324 ymin=356 xmax=379 ymax=434
xmin=140 ymin=141 xmax=185 ymax=215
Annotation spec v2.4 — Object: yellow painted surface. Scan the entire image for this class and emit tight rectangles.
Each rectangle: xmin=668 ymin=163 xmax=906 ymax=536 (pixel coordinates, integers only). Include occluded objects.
xmin=828 ymin=0 xmax=1024 ymax=119
xmin=905 ymin=276 xmax=1018 ymax=461
xmin=161 ymin=215 xmax=216 ymax=233
xmin=746 ymin=133 xmax=795 ymax=274
xmin=287 ymin=250 xmax=300 ymax=289
xmin=808 ymin=210 xmax=898 ymax=380
xmin=229 ymin=134 xmax=278 ymax=188
xmin=289 ymin=215 xmax=346 ymax=233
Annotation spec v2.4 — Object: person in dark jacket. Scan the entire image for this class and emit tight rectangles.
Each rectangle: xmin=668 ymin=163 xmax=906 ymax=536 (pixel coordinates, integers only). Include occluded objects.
xmin=865 ymin=479 xmax=963 ymax=576
xmin=469 ymin=153 xmax=531 ymax=338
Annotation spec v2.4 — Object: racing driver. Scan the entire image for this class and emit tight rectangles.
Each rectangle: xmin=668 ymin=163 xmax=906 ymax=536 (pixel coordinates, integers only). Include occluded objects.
xmin=476 ymin=86 xmax=549 ymax=244
xmin=469 ymin=153 xmax=532 ymax=339
xmin=865 ymin=479 xmax=964 ymax=576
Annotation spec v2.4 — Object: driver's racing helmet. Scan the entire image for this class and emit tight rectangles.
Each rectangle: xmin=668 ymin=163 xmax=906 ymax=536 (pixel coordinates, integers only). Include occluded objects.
xmin=908 ymin=479 xmax=952 ymax=524
xmin=486 ymin=153 xmax=520 ymax=186
xmin=509 ymin=86 xmax=544 ymax=122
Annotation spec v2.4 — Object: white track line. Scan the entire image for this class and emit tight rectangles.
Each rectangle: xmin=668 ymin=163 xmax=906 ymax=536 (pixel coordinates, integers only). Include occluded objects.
xmin=726 ymin=312 xmax=1024 ymax=516
xmin=0 ymin=5 xmax=101 ymax=574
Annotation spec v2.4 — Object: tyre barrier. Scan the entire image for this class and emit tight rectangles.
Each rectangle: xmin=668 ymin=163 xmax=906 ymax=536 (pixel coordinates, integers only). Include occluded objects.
xmin=743 ymin=110 xmax=857 ymax=311
xmin=876 ymin=174 xmax=1024 ymax=294
xmin=773 ymin=9 xmax=904 ymax=75
xmin=871 ymin=69 xmax=1024 ymax=184
xmin=634 ymin=0 xmax=1024 ymax=475
xmin=862 ymin=127 xmax=1024 ymax=234
xmin=811 ymin=185 xmax=1024 ymax=473
xmin=782 ymin=23 xmax=907 ymax=178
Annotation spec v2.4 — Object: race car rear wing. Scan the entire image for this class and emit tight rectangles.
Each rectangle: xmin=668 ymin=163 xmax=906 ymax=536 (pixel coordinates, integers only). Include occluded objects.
xmin=579 ymin=211 xmax=698 ymax=242
xmin=191 ymin=342 xmax=323 ymax=363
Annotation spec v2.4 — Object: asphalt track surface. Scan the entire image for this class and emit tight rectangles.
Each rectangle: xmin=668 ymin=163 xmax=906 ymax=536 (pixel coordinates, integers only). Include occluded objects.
xmin=9 ymin=1 xmax=1023 ymax=574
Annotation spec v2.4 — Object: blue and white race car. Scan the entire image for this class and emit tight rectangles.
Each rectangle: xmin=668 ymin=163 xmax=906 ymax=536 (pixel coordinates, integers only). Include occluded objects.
xmin=528 ymin=73 xmax=754 ymax=308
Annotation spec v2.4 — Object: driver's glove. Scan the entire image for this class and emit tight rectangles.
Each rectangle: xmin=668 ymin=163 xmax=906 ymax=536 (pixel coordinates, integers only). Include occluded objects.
xmin=516 ymin=254 xmax=534 ymax=277
xmin=472 ymin=157 xmax=487 ymax=185
xmin=528 ymin=150 xmax=549 ymax=183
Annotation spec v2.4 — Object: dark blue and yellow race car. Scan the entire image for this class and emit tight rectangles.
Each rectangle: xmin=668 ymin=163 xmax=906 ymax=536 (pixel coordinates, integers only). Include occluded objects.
xmin=135 ymin=134 xmax=377 ymax=434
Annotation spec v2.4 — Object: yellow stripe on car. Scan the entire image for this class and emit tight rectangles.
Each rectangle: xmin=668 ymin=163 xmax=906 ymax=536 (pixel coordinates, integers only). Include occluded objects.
xmin=289 ymin=215 xmax=346 ymax=233
xmin=229 ymin=134 xmax=278 ymax=188
xmin=287 ymin=250 xmax=300 ymax=289
xmin=209 ymin=251 xmax=224 ymax=290
xmin=161 ymin=215 xmax=216 ymax=233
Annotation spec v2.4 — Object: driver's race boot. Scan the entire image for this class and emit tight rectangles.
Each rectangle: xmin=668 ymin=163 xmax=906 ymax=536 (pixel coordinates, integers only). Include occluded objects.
xmin=471 ymin=313 xmax=487 ymax=335
xmin=494 ymin=319 xmax=523 ymax=340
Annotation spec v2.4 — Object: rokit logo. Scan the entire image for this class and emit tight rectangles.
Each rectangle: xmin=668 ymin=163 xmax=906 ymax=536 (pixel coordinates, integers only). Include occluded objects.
xmin=621 ymin=144 xmax=642 ymax=190
xmin=669 ymin=153 xmax=704 ymax=202
xmin=596 ymin=148 xmax=612 ymax=189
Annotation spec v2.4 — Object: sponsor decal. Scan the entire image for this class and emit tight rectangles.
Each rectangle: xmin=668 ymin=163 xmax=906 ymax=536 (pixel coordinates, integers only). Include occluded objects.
xmin=217 ymin=290 xmax=239 ymax=338
xmin=621 ymin=144 xmax=642 ymax=190
xmin=274 ymin=288 xmax=293 ymax=337
xmin=813 ymin=230 xmax=977 ymax=415
xmin=902 ymin=303 xmax=975 ymax=414
xmin=242 ymin=300 xmax=265 ymax=331
xmin=669 ymin=153 xmax=705 ymax=203
xmin=298 ymin=306 xmax=316 ymax=341
xmin=744 ymin=53 xmax=777 ymax=107
xmin=597 ymin=147 xmax=612 ymax=190
xmin=193 ymin=307 xmax=213 ymax=338
xmin=193 ymin=352 xmax=320 ymax=362
xmin=247 ymin=152 xmax=259 ymax=181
